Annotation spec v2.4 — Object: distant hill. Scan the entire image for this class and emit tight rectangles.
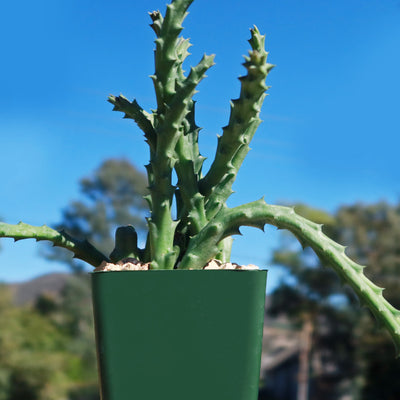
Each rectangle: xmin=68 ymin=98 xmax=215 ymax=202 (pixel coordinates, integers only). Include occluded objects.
xmin=7 ymin=273 xmax=71 ymax=306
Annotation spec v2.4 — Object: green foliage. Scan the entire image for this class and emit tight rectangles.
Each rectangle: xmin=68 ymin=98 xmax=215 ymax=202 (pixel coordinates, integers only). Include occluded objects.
xmin=55 ymin=275 xmax=98 ymax=384
xmin=0 ymin=279 xmax=99 ymax=400
xmin=0 ymin=286 xmax=77 ymax=400
xmin=0 ymin=0 xmax=400 ymax=354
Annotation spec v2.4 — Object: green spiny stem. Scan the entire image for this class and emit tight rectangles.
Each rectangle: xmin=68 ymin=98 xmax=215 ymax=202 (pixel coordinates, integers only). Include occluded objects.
xmin=108 ymin=95 xmax=156 ymax=151
xmin=142 ymin=231 xmax=152 ymax=263
xmin=180 ymin=199 xmax=400 ymax=355
xmin=148 ymin=54 xmax=214 ymax=269
xmin=109 ymin=225 xmax=141 ymax=262
xmin=150 ymin=0 xmax=193 ymax=111
xmin=108 ymin=95 xmax=157 ymax=226
xmin=156 ymin=54 xmax=214 ymax=151
xmin=175 ymin=36 xmax=192 ymax=80
xmin=174 ymin=110 xmax=207 ymax=235
xmin=172 ymin=35 xmax=208 ymax=236
xmin=0 ymin=222 xmax=108 ymax=267
xmin=200 ymin=27 xmax=274 ymax=219
xmin=112 ymin=2 xmax=212 ymax=266
xmin=183 ymin=102 xmax=206 ymax=176
xmin=215 ymin=237 xmax=233 ymax=263
xmin=176 ymin=102 xmax=205 ymax=178
xmin=149 ymin=10 xmax=163 ymax=37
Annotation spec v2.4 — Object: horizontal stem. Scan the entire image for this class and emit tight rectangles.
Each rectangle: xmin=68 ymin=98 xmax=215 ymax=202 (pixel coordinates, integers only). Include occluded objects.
xmin=0 ymin=222 xmax=109 ymax=267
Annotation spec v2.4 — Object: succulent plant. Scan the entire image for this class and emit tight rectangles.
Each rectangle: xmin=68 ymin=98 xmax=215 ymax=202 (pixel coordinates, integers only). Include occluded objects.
xmin=1 ymin=0 xmax=400 ymax=354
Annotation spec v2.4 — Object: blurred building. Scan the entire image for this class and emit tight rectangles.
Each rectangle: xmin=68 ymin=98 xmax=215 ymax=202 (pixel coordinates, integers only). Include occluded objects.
xmin=259 ymin=314 xmax=352 ymax=400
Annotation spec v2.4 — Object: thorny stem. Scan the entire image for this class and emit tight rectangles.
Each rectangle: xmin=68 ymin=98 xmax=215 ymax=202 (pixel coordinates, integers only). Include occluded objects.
xmin=180 ymin=199 xmax=400 ymax=355
xmin=0 ymin=222 xmax=109 ymax=267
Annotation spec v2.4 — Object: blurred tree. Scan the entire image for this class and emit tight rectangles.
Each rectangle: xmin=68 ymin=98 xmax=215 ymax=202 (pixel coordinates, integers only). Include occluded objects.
xmin=33 ymin=274 xmax=98 ymax=380
xmin=268 ymin=202 xmax=400 ymax=400
xmin=43 ymin=159 xmax=149 ymax=271
xmin=0 ymin=285 xmax=72 ymax=400
xmin=57 ymin=274 xmax=98 ymax=384
xmin=32 ymin=275 xmax=100 ymax=399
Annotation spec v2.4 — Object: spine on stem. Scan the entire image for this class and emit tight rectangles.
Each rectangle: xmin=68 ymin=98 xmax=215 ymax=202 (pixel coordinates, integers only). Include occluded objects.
xmin=199 ymin=27 xmax=274 ymax=219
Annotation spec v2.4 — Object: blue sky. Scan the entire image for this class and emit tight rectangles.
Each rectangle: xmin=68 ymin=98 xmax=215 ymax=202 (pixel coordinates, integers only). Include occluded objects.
xmin=1 ymin=0 xmax=399 ymax=291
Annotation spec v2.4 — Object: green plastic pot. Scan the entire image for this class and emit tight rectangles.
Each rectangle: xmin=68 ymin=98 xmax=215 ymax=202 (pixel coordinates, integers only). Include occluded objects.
xmin=91 ymin=269 xmax=267 ymax=400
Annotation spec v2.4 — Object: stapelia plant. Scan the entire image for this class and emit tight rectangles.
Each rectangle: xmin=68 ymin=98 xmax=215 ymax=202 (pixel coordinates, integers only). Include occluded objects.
xmin=1 ymin=0 xmax=400 ymax=353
